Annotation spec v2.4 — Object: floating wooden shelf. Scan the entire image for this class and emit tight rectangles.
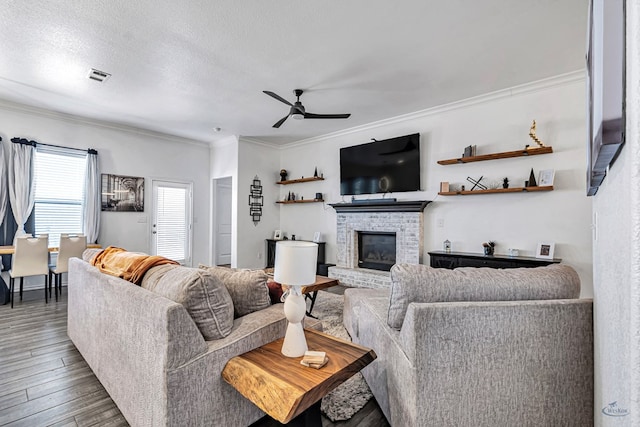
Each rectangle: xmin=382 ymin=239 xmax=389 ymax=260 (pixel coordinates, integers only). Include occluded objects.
xmin=438 ymin=186 xmax=553 ymax=196
xmin=276 ymin=176 xmax=324 ymax=185
xmin=276 ymin=199 xmax=324 ymax=204
xmin=437 ymin=146 xmax=553 ymax=165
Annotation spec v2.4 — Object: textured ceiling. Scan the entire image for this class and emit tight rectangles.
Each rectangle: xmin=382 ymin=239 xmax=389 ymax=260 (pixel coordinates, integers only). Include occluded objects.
xmin=0 ymin=1 xmax=588 ymax=146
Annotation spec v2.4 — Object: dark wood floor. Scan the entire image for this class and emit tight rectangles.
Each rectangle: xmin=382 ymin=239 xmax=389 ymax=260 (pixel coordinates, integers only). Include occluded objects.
xmin=0 ymin=288 xmax=389 ymax=427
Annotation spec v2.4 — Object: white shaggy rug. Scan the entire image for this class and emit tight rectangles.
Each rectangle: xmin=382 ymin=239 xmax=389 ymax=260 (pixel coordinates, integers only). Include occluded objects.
xmin=308 ymin=290 xmax=374 ymax=422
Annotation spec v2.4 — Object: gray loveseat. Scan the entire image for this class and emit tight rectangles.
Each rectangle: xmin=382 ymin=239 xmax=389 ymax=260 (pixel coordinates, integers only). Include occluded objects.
xmin=67 ymin=256 xmax=320 ymax=427
xmin=343 ymin=263 xmax=593 ymax=427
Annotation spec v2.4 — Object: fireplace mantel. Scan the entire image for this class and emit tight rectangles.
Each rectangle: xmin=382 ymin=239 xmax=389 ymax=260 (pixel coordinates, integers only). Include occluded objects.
xmin=329 ymin=200 xmax=431 ymax=213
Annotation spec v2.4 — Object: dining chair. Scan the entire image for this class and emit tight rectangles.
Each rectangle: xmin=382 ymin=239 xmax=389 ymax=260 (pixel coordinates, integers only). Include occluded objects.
xmin=9 ymin=234 xmax=50 ymax=308
xmin=49 ymin=234 xmax=87 ymax=300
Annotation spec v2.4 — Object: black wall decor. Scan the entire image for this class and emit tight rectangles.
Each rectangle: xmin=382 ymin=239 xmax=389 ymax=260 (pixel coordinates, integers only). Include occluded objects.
xmin=249 ymin=176 xmax=263 ymax=225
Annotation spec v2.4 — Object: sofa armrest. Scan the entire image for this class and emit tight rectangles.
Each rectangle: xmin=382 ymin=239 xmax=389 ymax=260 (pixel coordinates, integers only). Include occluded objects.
xmin=398 ymin=299 xmax=593 ymax=426
xmin=67 ymin=258 xmax=208 ymax=426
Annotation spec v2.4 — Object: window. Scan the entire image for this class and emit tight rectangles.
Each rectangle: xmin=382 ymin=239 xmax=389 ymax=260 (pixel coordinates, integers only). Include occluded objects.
xmin=34 ymin=147 xmax=86 ymax=247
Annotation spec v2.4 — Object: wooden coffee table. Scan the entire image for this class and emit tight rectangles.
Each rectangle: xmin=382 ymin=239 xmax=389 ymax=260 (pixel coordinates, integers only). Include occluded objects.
xmin=301 ymin=276 xmax=339 ymax=317
xmin=222 ymin=328 xmax=376 ymax=426
xmin=268 ymin=273 xmax=339 ymax=317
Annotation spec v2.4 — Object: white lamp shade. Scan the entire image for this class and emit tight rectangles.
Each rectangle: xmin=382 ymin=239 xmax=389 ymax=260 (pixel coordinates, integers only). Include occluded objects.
xmin=274 ymin=241 xmax=318 ymax=286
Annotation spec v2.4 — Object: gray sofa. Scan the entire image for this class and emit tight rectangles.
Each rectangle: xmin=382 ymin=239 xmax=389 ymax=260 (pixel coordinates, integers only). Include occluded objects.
xmin=343 ymin=263 xmax=594 ymax=427
xmin=67 ymin=256 xmax=320 ymax=427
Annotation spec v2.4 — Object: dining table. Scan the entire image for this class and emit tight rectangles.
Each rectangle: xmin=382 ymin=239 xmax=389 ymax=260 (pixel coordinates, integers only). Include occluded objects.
xmin=0 ymin=243 xmax=102 ymax=255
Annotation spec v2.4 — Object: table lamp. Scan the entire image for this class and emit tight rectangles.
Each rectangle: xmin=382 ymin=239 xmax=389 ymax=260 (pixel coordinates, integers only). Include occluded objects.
xmin=274 ymin=240 xmax=318 ymax=357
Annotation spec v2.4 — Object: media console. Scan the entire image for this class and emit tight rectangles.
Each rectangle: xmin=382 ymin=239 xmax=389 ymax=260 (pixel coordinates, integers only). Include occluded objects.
xmin=428 ymin=250 xmax=561 ymax=269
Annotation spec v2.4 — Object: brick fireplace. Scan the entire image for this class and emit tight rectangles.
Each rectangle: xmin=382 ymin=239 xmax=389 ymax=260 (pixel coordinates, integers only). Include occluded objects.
xmin=328 ymin=200 xmax=430 ymax=289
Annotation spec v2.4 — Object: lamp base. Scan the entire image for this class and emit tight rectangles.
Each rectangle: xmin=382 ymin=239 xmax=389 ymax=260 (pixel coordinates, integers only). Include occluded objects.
xmin=281 ymin=289 xmax=308 ymax=357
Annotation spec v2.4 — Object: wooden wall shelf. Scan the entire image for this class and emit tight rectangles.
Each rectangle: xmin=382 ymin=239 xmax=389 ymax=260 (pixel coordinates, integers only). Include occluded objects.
xmin=276 ymin=199 xmax=324 ymax=204
xmin=437 ymin=146 xmax=553 ymax=165
xmin=438 ymin=186 xmax=553 ymax=196
xmin=276 ymin=176 xmax=324 ymax=185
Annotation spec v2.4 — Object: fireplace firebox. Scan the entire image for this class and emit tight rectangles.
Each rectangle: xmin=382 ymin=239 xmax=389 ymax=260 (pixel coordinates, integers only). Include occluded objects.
xmin=357 ymin=231 xmax=397 ymax=271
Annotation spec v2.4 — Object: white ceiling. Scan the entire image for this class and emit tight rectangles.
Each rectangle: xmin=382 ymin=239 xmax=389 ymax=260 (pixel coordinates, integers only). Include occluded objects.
xmin=0 ymin=1 xmax=588 ymax=146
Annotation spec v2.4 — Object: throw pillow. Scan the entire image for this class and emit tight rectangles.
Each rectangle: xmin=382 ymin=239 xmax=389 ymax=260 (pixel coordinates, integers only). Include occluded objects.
xmin=199 ymin=266 xmax=271 ymax=318
xmin=141 ymin=264 xmax=234 ymax=340
xmin=387 ymin=263 xmax=581 ymax=330
xmin=267 ymin=279 xmax=284 ymax=304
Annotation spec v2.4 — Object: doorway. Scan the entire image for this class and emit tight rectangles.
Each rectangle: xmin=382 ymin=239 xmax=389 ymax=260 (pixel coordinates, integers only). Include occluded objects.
xmin=151 ymin=180 xmax=193 ymax=265
xmin=213 ymin=177 xmax=232 ymax=266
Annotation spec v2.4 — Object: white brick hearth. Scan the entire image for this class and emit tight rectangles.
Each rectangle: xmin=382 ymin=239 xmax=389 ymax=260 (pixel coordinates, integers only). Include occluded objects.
xmin=328 ymin=201 xmax=429 ymax=289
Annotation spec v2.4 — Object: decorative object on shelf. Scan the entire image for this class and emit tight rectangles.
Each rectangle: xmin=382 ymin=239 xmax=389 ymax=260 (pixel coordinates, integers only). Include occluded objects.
xmin=528 ymin=168 xmax=537 ymax=187
xmin=274 ymin=241 xmax=318 ymax=357
xmin=508 ymin=248 xmax=520 ymax=257
xmin=280 ymin=169 xmax=288 ymax=182
xmin=503 ymin=177 xmax=509 ymax=188
xmin=315 ymin=192 xmax=323 ymax=201
xmin=314 ymin=167 xmax=319 ymax=178
xmin=101 ymin=174 xmax=145 ymax=212
xmin=487 ymin=180 xmax=501 ymax=190
xmin=462 ymin=145 xmax=477 ymax=158
xmin=291 ymin=235 xmax=296 ymax=240
xmin=313 ymin=232 xmax=322 ymax=243
xmin=466 ymin=176 xmax=487 ymax=191
xmin=443 ymin=239 xmax=451 ymax=253
xmin=538 ymin=169 xmax=555 ymax=187
xmin=482 ymin=241 xmax=496 ymax=256
xmin=528 ymin=120 xmax=546 ymax=148
xmin=274 ymin=230 xmax=283 ymax=240
xmin=535 ymin=242 xmax=555 ymax=259
xmin=440 ymin=182 xmax=449 ymax=192
xmin=249 ymin=176 xmax=263 ymax=225
xmin=461 ymin=185 xmax=466 ymax=191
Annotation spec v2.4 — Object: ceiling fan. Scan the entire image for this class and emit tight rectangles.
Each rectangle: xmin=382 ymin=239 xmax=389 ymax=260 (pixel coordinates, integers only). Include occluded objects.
xmin=263 ymin=89 xmax=351 ymax=128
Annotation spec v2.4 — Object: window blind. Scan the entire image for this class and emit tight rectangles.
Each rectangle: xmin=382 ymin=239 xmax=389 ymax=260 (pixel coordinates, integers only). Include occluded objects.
xmin=156 ymin=186 xmax=187 ymax=262
xmin=34 ymin=147 xmax=86 ymax=247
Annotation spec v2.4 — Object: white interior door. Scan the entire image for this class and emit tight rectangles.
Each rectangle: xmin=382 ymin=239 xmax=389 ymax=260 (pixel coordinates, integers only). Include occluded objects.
xmin=151 ymin=180 xmax=193 ymax=265
xmin=215 ymin=177 xmax=232 ymax=265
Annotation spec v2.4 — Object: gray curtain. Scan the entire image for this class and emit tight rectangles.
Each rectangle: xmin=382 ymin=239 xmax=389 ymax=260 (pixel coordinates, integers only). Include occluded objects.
xmin=7 ymin=138 xmax=36 ymax=241
xmin=0 ymin=138 xmax=7 ymax=228
xmin=83 ymin=149 xmax=100 ymax=243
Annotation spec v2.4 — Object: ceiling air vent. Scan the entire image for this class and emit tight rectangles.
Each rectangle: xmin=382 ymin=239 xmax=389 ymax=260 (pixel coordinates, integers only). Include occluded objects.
xmin=88 ymin=68 xmax=111 ymax=82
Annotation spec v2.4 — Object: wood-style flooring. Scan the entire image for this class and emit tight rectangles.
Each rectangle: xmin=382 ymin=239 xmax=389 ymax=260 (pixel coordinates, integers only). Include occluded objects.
xmin=0 ymin=289 xmax=389 ymax=427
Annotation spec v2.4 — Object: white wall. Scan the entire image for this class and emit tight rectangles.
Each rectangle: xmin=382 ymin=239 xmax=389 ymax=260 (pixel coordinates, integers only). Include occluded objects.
xmin=236 ymin=139 xmax=280 ymax=268
xmin=0 ymin=101 xmax=211 ymax=266
xmin=278 ymin=75 xmax=593 ymax=295
xmin=592 ymin=1 xmax=640 ymax=424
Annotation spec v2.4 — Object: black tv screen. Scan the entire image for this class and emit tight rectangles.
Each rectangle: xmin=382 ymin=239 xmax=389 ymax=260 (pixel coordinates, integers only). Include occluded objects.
xmin=340 ymin=133 xmax=421 ymax=196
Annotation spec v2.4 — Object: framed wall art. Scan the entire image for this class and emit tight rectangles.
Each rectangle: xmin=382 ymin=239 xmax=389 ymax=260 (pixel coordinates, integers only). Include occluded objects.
xmin=586 ymin=0 xmax=625 ymax=196
xmin=101 ymin=174 xmax=144 ymax=212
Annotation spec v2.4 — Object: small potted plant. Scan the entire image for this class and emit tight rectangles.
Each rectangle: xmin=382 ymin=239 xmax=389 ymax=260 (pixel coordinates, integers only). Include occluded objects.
xmin=482 ymin=241 xmax=496 ymax=256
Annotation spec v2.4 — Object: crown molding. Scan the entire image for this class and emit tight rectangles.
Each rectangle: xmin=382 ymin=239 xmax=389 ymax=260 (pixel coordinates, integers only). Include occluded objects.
xmin=275 ymin=70 xmax=585 ymax=149
xmin=0 ymin=98 xmax=211 ymax=148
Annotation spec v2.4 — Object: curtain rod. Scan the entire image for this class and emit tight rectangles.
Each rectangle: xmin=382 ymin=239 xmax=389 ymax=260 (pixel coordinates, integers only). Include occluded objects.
xmin=10 ymin=137 xmax=97 ymax=155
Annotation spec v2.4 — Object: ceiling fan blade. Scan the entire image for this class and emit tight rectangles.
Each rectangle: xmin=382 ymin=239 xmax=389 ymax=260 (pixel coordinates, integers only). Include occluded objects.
xmin=272 ymin=114 xmax=290 ymax=128
xmin=304 ymin=112 xmax=351 ymax=119
xmin=263 ymin=91 xmax=293 ymax=107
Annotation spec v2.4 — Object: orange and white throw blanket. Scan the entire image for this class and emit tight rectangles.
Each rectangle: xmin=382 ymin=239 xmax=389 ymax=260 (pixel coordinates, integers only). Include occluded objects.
xmin=91 ymin=246 xmax=179 ymax=285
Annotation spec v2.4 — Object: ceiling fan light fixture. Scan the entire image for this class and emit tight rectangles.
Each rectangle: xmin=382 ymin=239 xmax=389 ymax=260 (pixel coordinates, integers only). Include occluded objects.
xmin=291 ymin=112 xmax=304 ymax=120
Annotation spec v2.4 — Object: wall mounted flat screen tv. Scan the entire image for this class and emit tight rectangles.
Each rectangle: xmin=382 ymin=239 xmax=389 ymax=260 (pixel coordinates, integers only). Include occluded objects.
xmin=340 ymin=133 xmax=421 ymax=196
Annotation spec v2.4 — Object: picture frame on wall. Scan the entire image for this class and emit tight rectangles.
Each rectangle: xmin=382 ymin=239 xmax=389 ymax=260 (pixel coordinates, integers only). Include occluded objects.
xmin=586 ymin=0 xmax=625 ymax=196
xmin=273 ymin=230 xmax=282 ymax=240
xmin=101 ymin=174 xmax=145 ymax=212
xmin=535 ymin=242 xmax=555 ymax=260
